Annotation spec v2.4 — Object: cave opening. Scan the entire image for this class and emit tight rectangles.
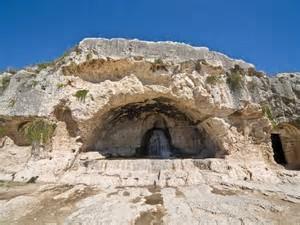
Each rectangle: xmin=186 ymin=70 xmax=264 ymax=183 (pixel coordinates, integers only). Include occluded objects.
xmin=87 ymin=98 xmax=220 ymax=159
xmin=140 ymin=128 xmax=172 ymax=158
xmin=271 ymin=133 xmax=287 ymax=165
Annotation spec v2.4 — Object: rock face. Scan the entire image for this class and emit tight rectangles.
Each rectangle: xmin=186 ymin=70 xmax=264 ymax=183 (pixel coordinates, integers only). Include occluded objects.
xmin=0 ymin=38 xmax=299 ymax=224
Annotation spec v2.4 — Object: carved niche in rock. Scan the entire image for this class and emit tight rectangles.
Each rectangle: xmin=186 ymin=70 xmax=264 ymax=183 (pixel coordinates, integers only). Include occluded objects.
xmin=85 ymin=98 xmax=221 ymax=159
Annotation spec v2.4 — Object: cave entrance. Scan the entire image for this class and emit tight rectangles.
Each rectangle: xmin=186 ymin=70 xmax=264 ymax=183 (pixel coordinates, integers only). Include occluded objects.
xmin=271 ymin=133 xmax=287 ymax=165
xmin=87 ymin=98 xmax=221 ymax=159
xmin=141 ymin=128 xmax=172 ymax=158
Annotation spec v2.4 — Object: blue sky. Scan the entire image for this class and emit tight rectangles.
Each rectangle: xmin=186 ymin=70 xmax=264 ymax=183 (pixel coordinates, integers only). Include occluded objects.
xmin=0 ymin=0 xmax=299 ymax=75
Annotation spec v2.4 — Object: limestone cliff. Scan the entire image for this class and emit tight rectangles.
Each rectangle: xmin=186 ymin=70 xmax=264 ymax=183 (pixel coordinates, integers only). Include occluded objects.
xmin=1 ymin=38 xmax=300 ymax=225
xmin=0 ymin=38 xmax=299 ymax=186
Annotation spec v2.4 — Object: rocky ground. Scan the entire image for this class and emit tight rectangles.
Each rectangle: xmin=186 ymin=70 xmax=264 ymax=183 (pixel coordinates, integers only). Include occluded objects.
xmin=1 ymin=171 xmax=299 ymax=225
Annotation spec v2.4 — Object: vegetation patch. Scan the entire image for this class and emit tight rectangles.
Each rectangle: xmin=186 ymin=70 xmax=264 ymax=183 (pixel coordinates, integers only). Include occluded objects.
xmin=56 ymin=83 xmax=66 ymax=89
xmin=62 ymin=59 xmax=104 ymax=76
xmin=226 ymin=65 xmax=245 ymax=91
xmin=0 ymin=76 xmax=11 ymax=92
xmin=22 ymin=119 xmax=56 ymax=146
xmin=227 ymin=72 xmax=242 ymax=90
xmin=0 ymin=126 xmax=6 ymax=137
xmin=36 ymin=62 xmax=53 ymax=71
xmin=31 ymin=80 xmax=39 ymax=87
xmin=261 ymin=104 xmax=277 ymax=127
xmin=56 ymin=45 xmax=82 ymax=63
xmin=206 ymin=75 xmax=221 ymax=85
xmin=34 ymin=46 xmax=82 ymax=74
xmin=0 ymin=180 xmax=27 ymax=188
xmin=74 ymin=89 xmax=89 ymax=102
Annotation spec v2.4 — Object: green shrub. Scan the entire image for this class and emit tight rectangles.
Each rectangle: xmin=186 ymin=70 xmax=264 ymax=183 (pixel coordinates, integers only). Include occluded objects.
xmin=74 ymin=89 xmax=89 ymax=102
xmin=36 ymin=62 xmax=53 ymax=72
xmin=226 ymin=70 xmax=243 ymax=91
xmin=262 ymin=105 xmax=277 ymax=127
xmin=0 ymin=180 xmax=27 ymax=188
xmin=206 ymin=75 xmax=221 ymax=85
xmin=31 ymin=80 xmax=38 ymax=87
xmin=30 ymin=46 xmax=82 ymax=73
xmin=0 ymin=126 xmax=6 ymax=137
xmin=22 ymin=119 xmax=56 ymax=146
xmin=56 ymin=83 xmax=66 ymax=89
xmin=55 ymin=45 xmax=82 ymax=62
xmin=0 ymin=76 xmax=11 ymax=92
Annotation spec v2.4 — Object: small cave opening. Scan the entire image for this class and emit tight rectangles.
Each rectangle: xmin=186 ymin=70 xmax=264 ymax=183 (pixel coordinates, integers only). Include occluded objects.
xmin=138 ymin=118 xmax=175 ymax=158
xmin=86 ymin=98 xmax=221 ymax=159
xmin=271 ymin=133 xmax=287 ymax=165
xmin=140 ymin=128 xmax=172 ymax=158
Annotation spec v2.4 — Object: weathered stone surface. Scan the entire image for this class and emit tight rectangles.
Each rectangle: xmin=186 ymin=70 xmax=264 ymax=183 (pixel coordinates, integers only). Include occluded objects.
xmin=0 ymin=180 xmax=299 ymax=225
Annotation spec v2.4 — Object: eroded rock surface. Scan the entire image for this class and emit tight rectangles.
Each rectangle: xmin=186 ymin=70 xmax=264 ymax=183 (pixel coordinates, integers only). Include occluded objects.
xmin=0 ymin=178 xmax=299 ymax=225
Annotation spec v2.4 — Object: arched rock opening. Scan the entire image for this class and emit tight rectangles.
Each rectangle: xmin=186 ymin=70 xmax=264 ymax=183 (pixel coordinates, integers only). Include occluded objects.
xmin=271 ymin=123 xmax=300 ymax=170
xmin=140 ymin=127 xmax=172 ymax=158
xmin=271 ymin=133 xmax=286 ymax=165
xmin=85 ymin=98 xmax=222 ymax=159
